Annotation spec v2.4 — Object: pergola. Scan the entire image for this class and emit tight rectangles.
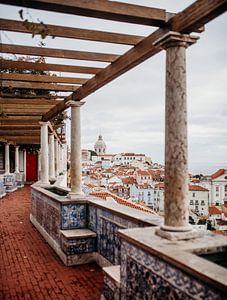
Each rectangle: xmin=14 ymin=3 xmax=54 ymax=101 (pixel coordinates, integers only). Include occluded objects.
xmin=0 ymin=0 xmax=227 ymax=235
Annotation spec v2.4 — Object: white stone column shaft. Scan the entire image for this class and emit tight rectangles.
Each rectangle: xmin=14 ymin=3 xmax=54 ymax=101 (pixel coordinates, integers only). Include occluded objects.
xmin=68 ymin=101 xmax=85 ymax=198
xmin=5 ymin=144 xmax=10 ymax=174
xmin=55 ymin=139 xmax=59 ymax=176
xmin=49 ymin=134 xmax=55 ymax=180
xmin=23 ymin=150 xmax=26 ymax=181
xmin=15 ymin=146 xmax=19 ymax=173
xmin=40 ymin=122 xmax=49 ymax=184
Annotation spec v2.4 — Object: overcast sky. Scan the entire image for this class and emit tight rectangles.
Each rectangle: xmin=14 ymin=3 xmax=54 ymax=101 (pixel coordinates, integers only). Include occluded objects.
xmin=0 ymin=1 xmax=227 ymax=175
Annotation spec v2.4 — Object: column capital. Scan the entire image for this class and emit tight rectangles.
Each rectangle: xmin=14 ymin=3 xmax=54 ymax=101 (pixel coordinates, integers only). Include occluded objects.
xmin=39 ymin=121 xmax=48 ymax=126
xmin=154 ymin=31 xmax=199 ymax=49
xmin=67 ymin=100 xmax=86 ymax=108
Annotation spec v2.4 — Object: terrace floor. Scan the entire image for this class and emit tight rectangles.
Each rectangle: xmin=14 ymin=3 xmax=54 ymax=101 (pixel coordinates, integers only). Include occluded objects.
xmin=0 ymin=186 xmax=104 ymax=299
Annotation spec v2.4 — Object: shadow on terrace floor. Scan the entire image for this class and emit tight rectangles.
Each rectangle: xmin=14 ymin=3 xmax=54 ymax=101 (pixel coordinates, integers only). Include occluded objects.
xmin=0 ymin=186 xmax=104 ymax=299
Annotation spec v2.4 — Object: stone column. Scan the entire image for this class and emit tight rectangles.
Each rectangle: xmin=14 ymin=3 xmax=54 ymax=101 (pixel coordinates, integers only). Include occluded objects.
xmin=39 ymin=122 xmax=49 ymax=185
xmin=154 ymin=32 xmax=199 ymax=240
xmin=23 ymin=150 xmax=26 ymax=182
xmin=68 ymin=101 xmax=85 ymax=199
xmin=49 ymin=133 xmax=55 ymax=181
xmin=5 ymin=144 xmax=10 ymax=174
xmin=15 ymin=146 xmax=19 ymax=173
xmin=55 ymin=139 xmax=59 ymax=176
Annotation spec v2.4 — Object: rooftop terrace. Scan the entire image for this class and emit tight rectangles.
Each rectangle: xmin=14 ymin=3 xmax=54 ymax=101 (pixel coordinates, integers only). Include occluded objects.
xmin=0 ymin=186 xmax=103 ymax=299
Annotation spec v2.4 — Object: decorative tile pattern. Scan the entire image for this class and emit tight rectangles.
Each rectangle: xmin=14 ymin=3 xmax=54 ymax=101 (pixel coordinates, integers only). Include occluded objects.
xmin=3 ymin=174 xmax=17 ymax=192
xmin=61 ymin=236 xmax=96 ymax=255
xmin=103 ymin=274 xmax=120 ymax=300
xmin=98 ymin=217 xmax=123 ymax=264
xmin=0 ymin=176 xmax=6 ymax=198
xmin=121 ymin=240 xmax=226 ymax=300
xmin=88 ymin=205 xmax=97 ymax=232
xmin=61 ymin=204 xmax=87 ymax=229
xmin=31 ymin=189 xmax=61 ymax=242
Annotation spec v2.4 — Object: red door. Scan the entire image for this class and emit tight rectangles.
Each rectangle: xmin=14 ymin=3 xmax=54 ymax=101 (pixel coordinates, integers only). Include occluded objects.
xmin=26 ymin=153 xmax=38 ymax=182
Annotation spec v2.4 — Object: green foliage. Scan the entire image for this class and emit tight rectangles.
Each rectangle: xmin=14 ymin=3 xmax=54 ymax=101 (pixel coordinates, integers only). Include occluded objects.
xmin=198 ymin=218 xmax=207 ymax=225
xmin=207 ymin=220 xmax=215 ymax=231
xmin=19 ymin=9 xmax=55 ymax=40
xmin=52 ymin=111 xmax=68 ymax=125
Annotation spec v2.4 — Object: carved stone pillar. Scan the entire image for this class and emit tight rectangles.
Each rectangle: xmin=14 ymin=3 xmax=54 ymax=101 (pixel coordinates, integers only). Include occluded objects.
xmin=68 ymin=101 xmax=85 ymax=200
xmin=154 ymin=32 xmax=199 ymax=240
xmin=39 ymin=122 xmax=49 ymax=185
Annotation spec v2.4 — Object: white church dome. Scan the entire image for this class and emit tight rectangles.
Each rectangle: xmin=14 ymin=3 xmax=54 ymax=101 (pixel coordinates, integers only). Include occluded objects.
xmin=94 ymin=134 xmax=106 ymax=155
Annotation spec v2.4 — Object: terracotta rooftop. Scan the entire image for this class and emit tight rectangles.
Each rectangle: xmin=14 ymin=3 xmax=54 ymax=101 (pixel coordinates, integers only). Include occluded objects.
xmin=211 ymin=169 xmax=225 ymax=180
xmin=89 ymin=191 xmax=156 ymax=214
xmin=189 ymin=185 xmax=209 ymax=192
xmin=208 ymin=206 xmax=222 ymax=215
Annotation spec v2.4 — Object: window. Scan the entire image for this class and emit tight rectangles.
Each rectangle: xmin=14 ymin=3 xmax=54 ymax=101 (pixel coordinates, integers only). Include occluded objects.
xmin=193 ymin=193 xmax=195 ymax=197
xmin=201 ymin=200 xmax=205 ymax=205
xmin=195 ymin=200 xmax=199 ymax=205
xmin=225 ymin=185 xmax=227 ymax=192
xmin=216 ymin=186 xmax=219 ymax=191
xmin=195 ymin=205 xmax=199 ymax=211
xmin=216 ymin=193 xmax=219 ymax=197
xmin=190 ymin=200 xmax=194 ymax=205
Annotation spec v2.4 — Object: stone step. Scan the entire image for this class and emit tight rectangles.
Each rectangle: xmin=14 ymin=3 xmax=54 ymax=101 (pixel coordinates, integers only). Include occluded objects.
xmin=60 ymin=229 xmax=97 ymax=239
xmin=102 ymin=265 xmax=121 ymax=300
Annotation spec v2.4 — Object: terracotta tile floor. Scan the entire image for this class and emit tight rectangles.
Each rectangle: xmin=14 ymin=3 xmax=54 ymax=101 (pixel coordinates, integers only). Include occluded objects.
xmin=0 ymin=186 xmax=104 ymax=299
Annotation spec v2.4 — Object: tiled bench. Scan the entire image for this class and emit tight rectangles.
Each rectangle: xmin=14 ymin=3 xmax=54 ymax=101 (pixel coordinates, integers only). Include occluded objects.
xmin=102 ymin=265 xmax=121 ymax=300
xmin=60 ymin=229 xmax=97 ymax=266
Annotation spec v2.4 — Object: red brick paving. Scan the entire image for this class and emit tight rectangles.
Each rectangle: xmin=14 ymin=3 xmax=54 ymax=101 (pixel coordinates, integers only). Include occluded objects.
xmin=0 ymin=186 xmax=104 ymax=299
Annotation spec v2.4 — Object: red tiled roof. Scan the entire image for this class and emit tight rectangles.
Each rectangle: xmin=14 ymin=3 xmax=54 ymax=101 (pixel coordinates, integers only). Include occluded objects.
xmin=213 ymin=230 xmax=227 ymax=237
xmin=136 ymin=170 xmax=152 ymax=176
xmin=90 ymin=191 xmax=156 ymax=214
xmin=189 ymin=185 xmax=209 ymax=192
xmin=211 ymin=169 xmax=225 ymax=179
xmin=155 ymin=182 xmax=165 ymax=189
xmin=208 ymin=206 xmax=222 ymax=215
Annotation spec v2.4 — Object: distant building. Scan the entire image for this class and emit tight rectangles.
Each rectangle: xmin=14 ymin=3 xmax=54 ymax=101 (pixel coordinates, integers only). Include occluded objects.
xmin=210 ymin=169 xmax=227 ymax=205
xmin=189 ymin=185 xmax=209 ymax=216
xmin=94 ymin=134 xmax=106 ymax=155
xmin=113 ymin=153 xmax=146 ymax=166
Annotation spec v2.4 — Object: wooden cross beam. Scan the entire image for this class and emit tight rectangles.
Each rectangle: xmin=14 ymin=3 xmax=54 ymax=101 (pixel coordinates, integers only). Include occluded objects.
xmin=1 ymin=73 xmax=88 ymax=85
xmin=0 ymin=18 xmax=144 ymax=45
xmin=0 ymin=59 xmax=103 ymax=74
xmin=1 ymin=80 xmax=80 ymax=92
xmin=0 ymin=98 xmax=62 ymax=105
xmin=0 ymin=0 xmax=169 ymax=27
xmin=1 ymin=43 xmax=119 ymax=63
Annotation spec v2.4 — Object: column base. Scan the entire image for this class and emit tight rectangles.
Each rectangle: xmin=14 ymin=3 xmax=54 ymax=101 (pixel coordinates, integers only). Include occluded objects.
xmin=155 ymin=227 xmax=203 ymax=241
xmin=67 ymin=191 xmax=85 ymax=201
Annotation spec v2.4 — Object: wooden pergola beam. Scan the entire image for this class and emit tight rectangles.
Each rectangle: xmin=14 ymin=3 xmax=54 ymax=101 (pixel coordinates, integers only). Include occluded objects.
xmin=1 ymin=59 xmax=103 ymax=74
xmin=1 ymin=43 xmax=119 ymax=63
xmin=0 ymin=92 xmax=61 ymax=99
xmin=0 ymin=130 xmax=40 ymax=136
xmin=1 ymin=73 xmax=88 ymax=85
xmin=0 ymin=125 xmax=40 ymax=130
xmin=0 ymin=18 xmax=144 ymax=45
xmin=170 ymin=0 xmax=227 ymax=33
xmin=0 ymin=0 xmax=168 ymax=27
xmin=0 ymin=98 xmax=62 ymax=105
xmin=42 ymin=0 xmax=227 ymax=121
xmin=2 ymin=80 xmax=80 ymax=92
